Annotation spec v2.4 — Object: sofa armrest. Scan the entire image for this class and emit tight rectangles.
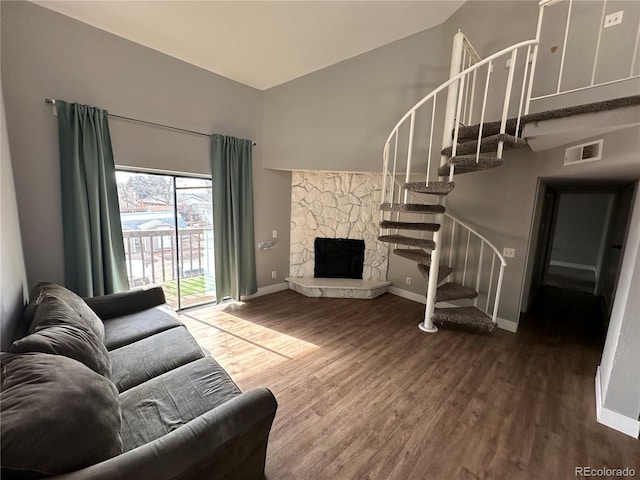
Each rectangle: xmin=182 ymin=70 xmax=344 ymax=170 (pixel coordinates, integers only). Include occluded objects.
xmin=83 ymin=286 xmax=167 ymax=320
xmin=51 ymin=388 xmax=278 ymax=480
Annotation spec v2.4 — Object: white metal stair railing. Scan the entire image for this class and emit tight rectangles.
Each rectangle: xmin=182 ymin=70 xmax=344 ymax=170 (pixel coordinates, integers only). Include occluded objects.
xmin=380 ymin=6 xmax=545 ymax=332
xmin=386 ymin=181 xmax=506 ymax=329
xmin=440 ymin=213 xmax=507 ymax=326
xmin=380 ymin=35 xmax=541 ymax=206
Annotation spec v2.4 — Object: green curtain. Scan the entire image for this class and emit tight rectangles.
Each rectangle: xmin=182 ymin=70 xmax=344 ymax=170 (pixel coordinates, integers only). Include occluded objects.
xmin=56 ymin=100 xmax=128 ymax=297
xmin=211 ymin=134 xmax=257 ymax=301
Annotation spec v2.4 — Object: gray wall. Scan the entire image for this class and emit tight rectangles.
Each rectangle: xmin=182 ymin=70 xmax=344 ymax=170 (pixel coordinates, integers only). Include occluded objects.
xmin=1 ymin=78 xmax=28 ymax=349
xmin=533 ymin=0 xmax=640 ymax=99
xmin=599 ymin=186 xmax=640 ymax=425
xmin=550 ymin=193 xmax=613 ymax=268
xmin=0 ymin=1 xmax=291 ymax=292
xmin=262 ymin=18 xmax=449 ymax=173
xmin=262 ymin=1 xmax=540 ymax=174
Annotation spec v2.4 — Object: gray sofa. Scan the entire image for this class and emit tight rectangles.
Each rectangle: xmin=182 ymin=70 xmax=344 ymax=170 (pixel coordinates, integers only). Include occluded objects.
xmin=1 ymin=282 xmax=277 ymax=480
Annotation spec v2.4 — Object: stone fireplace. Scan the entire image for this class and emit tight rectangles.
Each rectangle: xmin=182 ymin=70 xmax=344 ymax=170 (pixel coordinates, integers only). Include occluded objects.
xmin=287 ymin=171 xmax=390 ymax=298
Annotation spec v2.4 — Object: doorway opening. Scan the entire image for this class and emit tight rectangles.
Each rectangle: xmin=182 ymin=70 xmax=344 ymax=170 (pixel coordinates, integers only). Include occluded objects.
xmin=525 ymin=179 xmax=636 ymax=330
xmin=116 ymin=170 xmax=215 ymax=310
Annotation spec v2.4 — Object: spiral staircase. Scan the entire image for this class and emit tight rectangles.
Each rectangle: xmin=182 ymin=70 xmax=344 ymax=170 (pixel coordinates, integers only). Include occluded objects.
xmin=376 ymin=2 xmax=640 ymax=334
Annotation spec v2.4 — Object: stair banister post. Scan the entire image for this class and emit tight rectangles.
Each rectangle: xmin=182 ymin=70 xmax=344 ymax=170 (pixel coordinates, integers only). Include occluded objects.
xmin=440 ymin=31 xmax=465 ymax=172
xmin=420 ymin=213 xmax=443 ymax=334
xmin=420 ymin=31 xmax=465 ymax=334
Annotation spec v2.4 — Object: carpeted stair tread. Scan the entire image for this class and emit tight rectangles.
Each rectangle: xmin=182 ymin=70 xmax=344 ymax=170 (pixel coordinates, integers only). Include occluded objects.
xmin=404 ymin=181 xmax=455 ymax=196
xmin=380 ymin=203 xmax=445 ymax=214
xmin=522 ymin=94 xmax=640 ymax=124
xmin=455 ymin=95 xmax=640 ymax=142
xmin=433 ymin=306 xmax=495 ymax=333
xmin=437 ymin=156 xmax=504 ymax=176
xmin=380 ymin=220 xmax=440 ymax=232
xmin=394 ymin=249 xmax=431 ymax=263
xmin=456 ymin=119 xmax=520 ymax=141
xmin=435 ymin=283 xmax=479 ymax=302
xmin=417 ymin=264 xmax=453 ymax=284
xmin=441 ymin=134 xmax=528 ymax=157
xmin=378 ymin=235 xmax=435 ymax=249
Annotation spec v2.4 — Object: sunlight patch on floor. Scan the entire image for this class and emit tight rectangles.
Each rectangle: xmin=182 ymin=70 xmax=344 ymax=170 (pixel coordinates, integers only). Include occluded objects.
xmin=179 ymin=306 xmax=319 ymax=381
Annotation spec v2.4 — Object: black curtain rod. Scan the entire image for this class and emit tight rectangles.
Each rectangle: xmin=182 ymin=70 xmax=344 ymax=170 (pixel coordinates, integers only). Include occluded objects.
xmin=44 ymin=99 xmax=256 ymax=146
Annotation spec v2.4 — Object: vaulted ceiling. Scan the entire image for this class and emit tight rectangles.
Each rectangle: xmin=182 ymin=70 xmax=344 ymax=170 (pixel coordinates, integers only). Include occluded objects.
xmin=33 ymin=1 xmax=465 ymax=90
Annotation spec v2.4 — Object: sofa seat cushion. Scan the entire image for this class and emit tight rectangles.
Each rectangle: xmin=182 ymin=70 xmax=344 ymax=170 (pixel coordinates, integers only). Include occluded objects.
xmin=11 ymin=295 xmax=111 ymax=377
xmin=110 ymin=326 xmax=205 ymax=392
xmin=0 ymin=352 xmax=122 ymax=478
xmin=120 ymin=356 xmax=241 ymax=452
xmin=24 ymin=282 xmax=105 ymax=340
xmin=103 ymin=305 xmax=182 ymax=350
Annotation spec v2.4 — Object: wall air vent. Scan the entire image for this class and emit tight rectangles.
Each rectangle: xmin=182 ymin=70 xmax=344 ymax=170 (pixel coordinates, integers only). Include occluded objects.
xmin=564 ymin=139 xmax=603 ymax=166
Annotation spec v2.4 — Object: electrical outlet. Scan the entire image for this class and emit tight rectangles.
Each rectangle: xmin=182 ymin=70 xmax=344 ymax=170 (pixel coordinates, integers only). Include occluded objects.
xmin=503 ymin=248 xmax=515 ymax=258
xmin=604 ymin=10 xmax=623 ymax=28
xmin=406 ymin=276 xmax=412 ymax=285
xmin=272 ymin=230 xmax=278 ymax=238
xmin=271 ymin=271 xmax=277 ymax=279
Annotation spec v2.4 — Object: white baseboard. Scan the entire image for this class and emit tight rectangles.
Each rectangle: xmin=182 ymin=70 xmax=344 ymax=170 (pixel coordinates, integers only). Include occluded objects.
xmin=549 ymin=260 xmax=597 ymax=274
xmin=241 ymin=282 xmax=289 ymax=300
xmin=595 ymin=367 xmax=640 ymax=439
xmin=387 ymin=286 xmax=427 ymax=304
xmin=387 ymin=288 xmax=518 ymax=333
xmin=496 ymin=317 xmax=518 ymax=333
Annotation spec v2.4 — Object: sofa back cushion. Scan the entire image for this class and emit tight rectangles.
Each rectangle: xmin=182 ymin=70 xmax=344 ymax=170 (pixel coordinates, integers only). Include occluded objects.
xmin=0 ymin=352 xmax=122 ymax=478
xmin=11 ymin=295 xmax=111 ymax=378
xmin=23 ymin=282 xmax=105 ymax=340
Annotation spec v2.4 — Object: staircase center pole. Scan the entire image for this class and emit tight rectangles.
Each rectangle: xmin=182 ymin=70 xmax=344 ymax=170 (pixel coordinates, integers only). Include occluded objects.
xmin=421 ymin=31 xmax=465 ymax=333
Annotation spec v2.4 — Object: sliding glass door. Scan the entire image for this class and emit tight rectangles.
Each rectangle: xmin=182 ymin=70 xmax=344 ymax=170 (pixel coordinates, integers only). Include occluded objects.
xmin=116 ymin=171 xmax=215 ymax=309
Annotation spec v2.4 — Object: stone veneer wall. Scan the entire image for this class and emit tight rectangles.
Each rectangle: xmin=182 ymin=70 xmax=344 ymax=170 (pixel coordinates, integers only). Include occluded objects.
xmin=290 ymin=171 xmax=389 ymax=281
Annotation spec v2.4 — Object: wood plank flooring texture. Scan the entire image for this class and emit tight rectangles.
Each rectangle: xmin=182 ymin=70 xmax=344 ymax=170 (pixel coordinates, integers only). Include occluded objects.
xmin=180 ymin=290 xmax=639 ymax=480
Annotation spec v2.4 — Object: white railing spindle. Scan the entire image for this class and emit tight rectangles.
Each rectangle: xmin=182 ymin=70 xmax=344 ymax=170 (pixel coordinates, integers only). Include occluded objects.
xmin=557 ymin=0 xmax=573 ymax=94
xmin=451 ymin=74 xmax=467 ymax=158
xmin=462 ymin=229 xmax=471 ymax=286
xmin=492 ymin=264 xmax=505 ymax=323
xmin=515 ymin=45 xmax=532 ymax=140
xmin=476 ymin=61 xmax=493 ymax=162
xmin=486 ymin=255 xmax=496 ymax=313
xmin=474 ymin=241 xmax=485 ymax=308
xmin=497 ymin=48 xmax=518 ymax=159
xmin=427 ymin=98 xmax=437 ymax=184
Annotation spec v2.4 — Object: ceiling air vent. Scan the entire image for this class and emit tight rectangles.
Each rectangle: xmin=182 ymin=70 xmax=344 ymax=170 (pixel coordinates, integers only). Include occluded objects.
xmin=564 ymin=139 xmax=603 ymax=166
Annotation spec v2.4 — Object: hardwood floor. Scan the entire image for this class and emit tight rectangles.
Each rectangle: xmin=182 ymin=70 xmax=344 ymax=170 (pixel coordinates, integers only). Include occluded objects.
xmin=179 ymin=290 xmax=639 ymax=480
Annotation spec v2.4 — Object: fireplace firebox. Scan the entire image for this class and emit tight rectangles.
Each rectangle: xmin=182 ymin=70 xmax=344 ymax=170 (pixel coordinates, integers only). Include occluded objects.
xmin=314 ymin=237 xmax=365 ymax=279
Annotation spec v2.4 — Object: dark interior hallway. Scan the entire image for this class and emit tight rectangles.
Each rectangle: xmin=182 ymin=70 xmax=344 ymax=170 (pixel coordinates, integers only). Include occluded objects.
xmin=527 ymin=285 xmax=607 ymax=345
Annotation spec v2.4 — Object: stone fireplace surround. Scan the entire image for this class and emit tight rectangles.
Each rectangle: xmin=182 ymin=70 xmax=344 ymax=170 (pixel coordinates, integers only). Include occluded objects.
xmin=287 ymin=171 xmax=390 ymax=298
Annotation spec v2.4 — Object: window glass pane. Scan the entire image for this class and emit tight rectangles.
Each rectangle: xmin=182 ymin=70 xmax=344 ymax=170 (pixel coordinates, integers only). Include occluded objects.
xmin=176 ymin=178 xmax=214 ymax=308
xmin=116 ymin=171 xmax=215 ymax=309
